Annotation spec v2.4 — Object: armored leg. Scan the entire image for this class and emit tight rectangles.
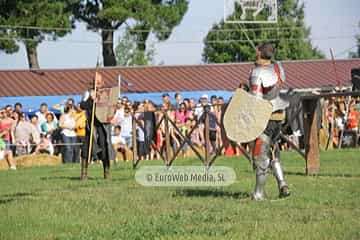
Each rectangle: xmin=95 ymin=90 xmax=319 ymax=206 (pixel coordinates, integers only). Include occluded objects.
xmin=271 ymin=145 xmax=290 ymax=198
xmin=252 ymin=134 xmax=271 ymax=200
xmin=271 ymin=159 xmax=287 ymax=188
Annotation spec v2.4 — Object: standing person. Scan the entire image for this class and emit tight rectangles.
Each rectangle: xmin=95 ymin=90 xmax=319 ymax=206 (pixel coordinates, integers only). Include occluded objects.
xmin=194 ymin=95 xmax=213 ymax=120
xmin=14 ymin=102 xmax=22 ymax=113
xmin=73 ymin=104 xmax=87 ymax=164
xmin=134 ymin=103 xmax=146 ymax=160
xmin=11 ymin=112 xmax=40 ymax=155
xmin=199 ymin=105 xmax=217 ymax=154
xmin=111 ymin=99 xmax=124 ymax=125
xmin=162 ymin=93 xmax=174 ymax=110
xmin=41 ymin=113 xmax=61 ymax=155
xmin=14 ymin=102 xmax=30 ymax=121
xmin=118 ymin=107 xmax=133 ymax=150
xmin=35 ymin=103 xmax=58 ymax=127
xmin=144 ymin=101 xmax=156 ymax=160
xmin=210 ymin=95 xmax=217 ymax=108
xmin=247 ymin=42 xmax=290 ymax=200
xmin=183 ymin=98 xmax=191 ymax=111
xmin=30 ymin=115 xmax=42 ymax=135
xmin=59 ymin=106 xmax=77 ymax=163
xmin=346 ymin=102 xmax=359 ymax=132
xmin=0 ymin=131 xmax=16 ymax=170
xmin=174 ymin=92 xmax=182 ymax=110
xmin=40 ymin=113 xmax=58 ymax=136
xmin=80 ymin=89 xmax=113 ymax=180
xmin=66 ymin=98 xmax=75 ymax=110
xmin=189 ymin=98 xmax=196 ymax=111
xmin=0 ymin=106 xmax=15 ymax=151
xmin=175 ymin=103 xmax=191 ymax=124
xmin=194 ymin=95 xmax=211 ymax=145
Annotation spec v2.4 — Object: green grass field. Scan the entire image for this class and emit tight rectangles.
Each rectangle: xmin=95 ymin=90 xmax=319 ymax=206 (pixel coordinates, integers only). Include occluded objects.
xmin=1 ymin=149 xmax=359 ymax=240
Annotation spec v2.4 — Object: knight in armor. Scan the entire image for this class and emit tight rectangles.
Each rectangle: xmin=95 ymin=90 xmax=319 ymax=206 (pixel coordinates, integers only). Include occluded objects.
xmin=80 ymin=89 xmax=114 ymax=180
xmin=248 ymin=42 xmax=290 ymax=200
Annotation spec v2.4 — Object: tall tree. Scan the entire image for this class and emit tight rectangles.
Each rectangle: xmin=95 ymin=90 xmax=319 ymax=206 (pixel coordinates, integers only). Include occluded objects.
xmin=0 ymin=0 xmax=74 ymax=69
xmin=203 ymin=0 xmax=324 ymax=63
xmin=115 ymin=28 xmax=155 ymax=66
xmin=349 ymin=23 xmax=360 ymax=58
xmin=73 ymin=0 xmax=188 ymax=66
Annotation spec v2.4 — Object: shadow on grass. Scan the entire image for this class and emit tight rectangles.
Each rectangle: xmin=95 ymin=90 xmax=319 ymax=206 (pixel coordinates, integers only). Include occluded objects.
xmin=40 ymin=176 xmax=98 ymax=181
xmin=284 ymin=171 xmax=360 ymax=178
xmin=0 ymin=192 xmax=36 ymax=205
xmin=40 ymin=176 xmax=130 ymax=183
xmin=173 ymin=189 xmax=250 ymax=199
xmin=243 ymin=169 xmax=360 ymax=178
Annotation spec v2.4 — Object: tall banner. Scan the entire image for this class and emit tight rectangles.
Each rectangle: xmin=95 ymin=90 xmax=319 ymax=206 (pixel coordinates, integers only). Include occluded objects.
xmin=94 ymin=71 xmax=119 ymax=123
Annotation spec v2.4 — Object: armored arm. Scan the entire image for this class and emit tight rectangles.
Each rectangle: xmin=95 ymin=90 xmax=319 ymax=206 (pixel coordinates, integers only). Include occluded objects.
xmin=273 ymin=61 xmax=286 ymax=83
xmin=248 ymin=68 xmax=263 ymax=98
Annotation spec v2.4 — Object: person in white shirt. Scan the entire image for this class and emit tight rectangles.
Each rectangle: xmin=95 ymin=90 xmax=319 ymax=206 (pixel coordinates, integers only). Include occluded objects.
xmin=194 ymin=94 xmax=214 ymax=120
xmin=118 ymin=107 xmax=133 ymax=149
xmin=33 ymin=133 xmax=54 ymax=155
xmin=194 ymin=94 xmax=214 ymax=145
xmin=35 ymin=103 xmax=58 ymax=127
xmin=111 ymin=126 xmax=126 ymax=146
xmin=111 ymin=99 xmax=125 ymax=125
xmin=59 ymin=106 xmax=76 ymax=163
xmin=112 ymin=125 xmax=131 ymax=161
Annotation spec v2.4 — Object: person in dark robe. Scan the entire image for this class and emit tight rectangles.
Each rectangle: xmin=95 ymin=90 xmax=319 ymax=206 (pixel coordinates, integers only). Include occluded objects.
xmin=79 ymin=89 xmax=113 ymax=180
xmin=143 ymin=101 xmax=156 ymax=158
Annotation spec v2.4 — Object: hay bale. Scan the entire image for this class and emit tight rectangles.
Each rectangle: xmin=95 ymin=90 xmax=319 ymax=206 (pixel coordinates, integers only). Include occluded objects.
xmin=0 ymin=159 xmax=9 ymax=170
xmin=0 ymin=154 xmax=62 ymax=170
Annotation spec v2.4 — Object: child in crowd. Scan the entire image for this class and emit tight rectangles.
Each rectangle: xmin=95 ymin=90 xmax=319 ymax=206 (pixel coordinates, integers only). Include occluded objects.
xmin=0 ymin=130 xmax=16 ymax=170
xmin=33 ymin=133 xmax=54 ymax=155
xmin=112 ymin=125 xmax=130 ymax=161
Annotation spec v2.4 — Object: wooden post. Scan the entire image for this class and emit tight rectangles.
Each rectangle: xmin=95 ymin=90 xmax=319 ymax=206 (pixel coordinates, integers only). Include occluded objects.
xmin=204 ymin=107 xmax=210 ymax=165
xmin=87 ymin=73 xmax=99 ymax=165
xmin=164 ymin=112 xmax=171 ymax=165
xmin=303 ymin=99 xmax=320 ymax=175
xmin=132 ymin=113 xmax=138 ymax=168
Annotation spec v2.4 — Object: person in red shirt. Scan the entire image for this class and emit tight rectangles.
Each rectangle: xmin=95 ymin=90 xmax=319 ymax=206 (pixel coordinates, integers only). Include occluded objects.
xmin=347 ymin=103 xmax=359 ymax=131
xmin=0 ymin=106 xmax=15 ymax=150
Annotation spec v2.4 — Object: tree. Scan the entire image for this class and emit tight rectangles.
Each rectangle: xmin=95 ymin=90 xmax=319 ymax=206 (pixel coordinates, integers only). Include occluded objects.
xmin=203 ymin=0 xmax=324 ymax=63
xmin=0 ymin=0 xmax=74 ymax=69
xmin=115 ymin=29 xmax=155 ymax=66
xmin=73 ymin=0 xmax=188 ymax=66
xmin=349 ymin=23 xmax=360 ymax=58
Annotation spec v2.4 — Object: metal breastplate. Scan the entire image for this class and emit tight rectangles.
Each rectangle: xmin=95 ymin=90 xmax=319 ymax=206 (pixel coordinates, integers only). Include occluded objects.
xmin=254 ymin=64 xmax=289 ymax=112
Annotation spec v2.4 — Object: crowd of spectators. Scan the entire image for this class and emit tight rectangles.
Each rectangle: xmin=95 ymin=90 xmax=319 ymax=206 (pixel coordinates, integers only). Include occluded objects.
xmin=110 ymin=93 xmax=226 ymax=161
xmin=0 ymin=91 xmax=359 ymax=169
xmin=323 ymin=96 xmax=360 ymax=148
xmin=0 ymin=99 xmax=87 ymax=168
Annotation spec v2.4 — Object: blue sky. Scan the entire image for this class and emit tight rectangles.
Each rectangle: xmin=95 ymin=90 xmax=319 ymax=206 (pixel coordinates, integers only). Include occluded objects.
xmin=0 ymin=0 xmax=359 ymax=70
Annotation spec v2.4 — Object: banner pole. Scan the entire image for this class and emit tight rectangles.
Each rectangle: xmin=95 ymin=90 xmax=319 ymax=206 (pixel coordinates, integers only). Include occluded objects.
xmin=87 ymin=71 xmax=99 ymax=164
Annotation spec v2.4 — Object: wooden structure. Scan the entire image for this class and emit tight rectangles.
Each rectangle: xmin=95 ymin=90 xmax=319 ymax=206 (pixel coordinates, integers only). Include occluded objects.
xmin=131 ymin=107 xmax=224 ymax=169
xmin=301 ymin=91 xmax=360 ymax=174
xmin=130 ymin=91 xmax=360 ymax=175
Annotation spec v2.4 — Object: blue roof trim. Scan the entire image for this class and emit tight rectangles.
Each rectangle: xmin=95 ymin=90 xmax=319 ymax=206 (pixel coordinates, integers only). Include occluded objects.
xmin=0 ymin=90 xmax=233 ymax=112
